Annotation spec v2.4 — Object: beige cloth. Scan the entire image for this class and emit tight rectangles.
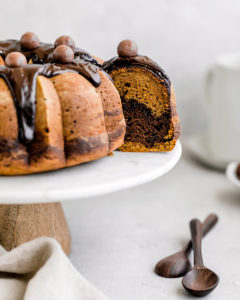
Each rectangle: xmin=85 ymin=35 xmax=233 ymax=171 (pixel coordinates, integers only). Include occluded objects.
xmin=0 ymin=237 xmax=109 ymax=300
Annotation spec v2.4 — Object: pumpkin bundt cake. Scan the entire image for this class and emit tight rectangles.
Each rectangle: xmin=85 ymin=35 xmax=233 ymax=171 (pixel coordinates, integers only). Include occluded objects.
xmin=103 ymin=40 xmax=180 ymax=152
xmin=0 ymin=33 xmax=125 ymax=175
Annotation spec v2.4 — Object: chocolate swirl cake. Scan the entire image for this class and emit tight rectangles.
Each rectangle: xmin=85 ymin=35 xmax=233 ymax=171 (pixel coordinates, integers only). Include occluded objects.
xmin=103 ymin=40 xmax=180 ymax=152
xmin=0 ymin=33 xmax=125 ymax=175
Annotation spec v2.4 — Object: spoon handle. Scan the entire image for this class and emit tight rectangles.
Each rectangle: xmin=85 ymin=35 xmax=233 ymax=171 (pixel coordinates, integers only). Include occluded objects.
xmin=185 ymin=214 xmax=218 ymax=253
xmin=202 ymin=214 xmax=218 ymax=236
xmin=190 ymin=219 xmax=204 ymax=266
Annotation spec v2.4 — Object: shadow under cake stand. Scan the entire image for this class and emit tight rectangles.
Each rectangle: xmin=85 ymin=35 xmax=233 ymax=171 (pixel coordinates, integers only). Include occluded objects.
xmin=0 ymin=141 xmax=182 ymax=255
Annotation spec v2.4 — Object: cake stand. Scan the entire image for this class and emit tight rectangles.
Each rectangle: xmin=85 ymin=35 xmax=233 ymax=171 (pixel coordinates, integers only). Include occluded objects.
xmin=0 ymin=141 xmax=182 ymax=255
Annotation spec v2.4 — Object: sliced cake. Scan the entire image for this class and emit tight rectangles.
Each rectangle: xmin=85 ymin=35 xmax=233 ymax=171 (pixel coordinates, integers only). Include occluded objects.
xmin=103 ymin=40 xmax=180 ymax=152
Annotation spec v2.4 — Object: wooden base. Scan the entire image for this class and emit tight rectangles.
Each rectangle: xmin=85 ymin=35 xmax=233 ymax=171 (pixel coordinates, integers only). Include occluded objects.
xmin=0 ymin=202 xmax=71 ymax=255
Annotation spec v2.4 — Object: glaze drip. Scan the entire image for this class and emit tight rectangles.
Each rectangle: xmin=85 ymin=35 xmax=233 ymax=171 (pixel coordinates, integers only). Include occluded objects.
xmin=0 ymin=39 xmax=102 ymax=145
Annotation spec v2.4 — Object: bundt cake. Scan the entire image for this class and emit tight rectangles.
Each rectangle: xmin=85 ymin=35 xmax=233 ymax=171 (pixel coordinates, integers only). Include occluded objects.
xmin=0 ymin=33 xmax=125 ymax=175
xmin=103 ymin=40 xmax=180 ymax=152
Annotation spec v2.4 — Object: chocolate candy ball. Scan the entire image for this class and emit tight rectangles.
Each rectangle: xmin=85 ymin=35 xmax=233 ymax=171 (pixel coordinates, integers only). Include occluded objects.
xmin=53 ymin=45 xmax=74 ymax=63
xmin=20 ymin=32 xmax=40 ymax=50
xmin=54 ymin=35 xmax=76 ymax=50
xmin=117 ymin=40 xmax=138 ymax=57
xmin=5 ymin=52 xmax=27 ymax=68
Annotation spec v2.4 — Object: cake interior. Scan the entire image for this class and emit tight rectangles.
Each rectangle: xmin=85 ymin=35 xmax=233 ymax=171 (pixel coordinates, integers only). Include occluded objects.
xmin=110 ymin=67 xmax=175 ymax=151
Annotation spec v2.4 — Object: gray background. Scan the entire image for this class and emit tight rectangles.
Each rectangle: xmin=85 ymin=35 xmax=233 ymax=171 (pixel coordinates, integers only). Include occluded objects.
xmin=2 ymin=1 xmax=240 ymax=299
xmin=2 ymin=0 xmax=240 ymax=134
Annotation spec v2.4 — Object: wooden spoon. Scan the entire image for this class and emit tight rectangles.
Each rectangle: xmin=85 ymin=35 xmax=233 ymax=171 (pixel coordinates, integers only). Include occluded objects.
xmin=155 ymin=214 xmax=218 ymax=278
xmin=182 ymin=219 xmax=219 ymax=297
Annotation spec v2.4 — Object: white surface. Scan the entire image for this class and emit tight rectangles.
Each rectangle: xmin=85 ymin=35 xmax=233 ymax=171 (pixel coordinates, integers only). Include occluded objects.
xmin=226 ymin=161 xmax=240 ymax=187
xmin=0 ymin=141 xmax=181 ymax=204
xmin=64 ymin=140 xmax=240 ymax=300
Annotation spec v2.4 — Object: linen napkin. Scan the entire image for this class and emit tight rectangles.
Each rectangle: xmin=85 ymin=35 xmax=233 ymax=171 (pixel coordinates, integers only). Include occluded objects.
xmin=0 ymin=237 xmax=109 ymax=300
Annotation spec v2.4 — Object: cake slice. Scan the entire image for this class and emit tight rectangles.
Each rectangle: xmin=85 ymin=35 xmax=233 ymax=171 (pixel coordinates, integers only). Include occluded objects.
xmin=103 ymin=40 xmax=180 ymax=152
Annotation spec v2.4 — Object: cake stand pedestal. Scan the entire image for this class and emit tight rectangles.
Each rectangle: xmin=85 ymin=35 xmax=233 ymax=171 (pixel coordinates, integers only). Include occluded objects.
xmin=0 ymin=203 xmax=71 ymax=255
xmin=0 ymin=141 xmax=182 ymax=255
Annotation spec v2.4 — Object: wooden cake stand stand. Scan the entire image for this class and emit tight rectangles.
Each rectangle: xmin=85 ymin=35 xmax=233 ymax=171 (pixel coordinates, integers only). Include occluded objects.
xmin=0 ymin=141 xmax=182 ymax=255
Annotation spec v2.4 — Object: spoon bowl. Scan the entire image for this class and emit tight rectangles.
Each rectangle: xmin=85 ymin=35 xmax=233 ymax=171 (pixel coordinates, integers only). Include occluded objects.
xmin=182 ymin=267 xmax=219 ymax=297
xmin=155 ymin=214 xmax=218 ymax=278
xmin=182 ymin=219 xmax=219 ymax=296
xmin=155 ymin=250 xmax=191 ymax=278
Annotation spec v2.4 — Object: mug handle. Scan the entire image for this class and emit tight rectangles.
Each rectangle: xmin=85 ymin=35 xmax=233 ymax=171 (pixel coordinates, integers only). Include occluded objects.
xmin=205 ymin=65 xmax=216 ymax=103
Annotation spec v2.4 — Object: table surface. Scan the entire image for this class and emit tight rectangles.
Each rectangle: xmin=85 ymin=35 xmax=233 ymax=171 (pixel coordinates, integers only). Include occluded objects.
xmin=63 ymin=137 xmax=240 ymax=300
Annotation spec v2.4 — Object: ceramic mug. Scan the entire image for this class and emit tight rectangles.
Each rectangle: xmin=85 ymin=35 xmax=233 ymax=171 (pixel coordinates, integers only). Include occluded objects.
xmin=205 ymin=53 xmax=240 ymax=165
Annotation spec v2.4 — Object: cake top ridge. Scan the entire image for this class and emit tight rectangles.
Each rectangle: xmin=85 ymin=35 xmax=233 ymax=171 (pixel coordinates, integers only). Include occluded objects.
xmin=0 ymin=32 xmax=103 ymax=145
xmin=0 ymin=33 xmax=101 ymax=85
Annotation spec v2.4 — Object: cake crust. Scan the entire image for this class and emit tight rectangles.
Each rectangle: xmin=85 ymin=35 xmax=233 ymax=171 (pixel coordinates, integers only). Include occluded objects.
xmin=96 ymin=71 xmax=126 ymax=152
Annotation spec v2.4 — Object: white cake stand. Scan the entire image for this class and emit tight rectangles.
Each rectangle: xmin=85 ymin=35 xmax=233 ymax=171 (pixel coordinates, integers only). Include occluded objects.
xmin=0 ymin=141 xmax=181 ymax=255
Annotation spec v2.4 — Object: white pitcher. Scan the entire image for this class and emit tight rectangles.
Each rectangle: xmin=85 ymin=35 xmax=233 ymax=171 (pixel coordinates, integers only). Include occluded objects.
xmin=205 ymin=53 xmax=240 ymax=164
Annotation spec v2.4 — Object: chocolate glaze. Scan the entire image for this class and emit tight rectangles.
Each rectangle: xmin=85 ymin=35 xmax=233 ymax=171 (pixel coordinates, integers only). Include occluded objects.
xmin=103 ymin=55 xmax=171 ymax=97
xmin=0 ymin=39 xmax=102 ymax=145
